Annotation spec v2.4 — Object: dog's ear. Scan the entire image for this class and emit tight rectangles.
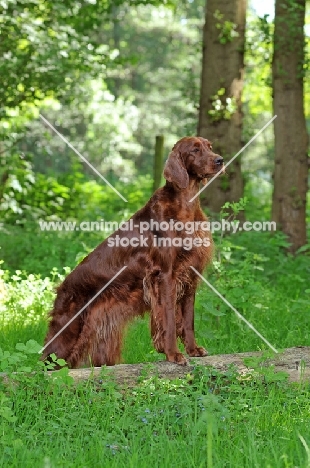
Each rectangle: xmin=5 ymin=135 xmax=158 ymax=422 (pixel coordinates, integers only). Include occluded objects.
xmin=163 ymin=149 xmax=189 ymax=189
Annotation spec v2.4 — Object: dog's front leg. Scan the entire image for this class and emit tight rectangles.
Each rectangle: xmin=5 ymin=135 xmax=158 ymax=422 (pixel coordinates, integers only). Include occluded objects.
xmin=149 ymin=272 xmax=188 ymax=366
xmin=180 ymin=292 xmax=208 ymax=357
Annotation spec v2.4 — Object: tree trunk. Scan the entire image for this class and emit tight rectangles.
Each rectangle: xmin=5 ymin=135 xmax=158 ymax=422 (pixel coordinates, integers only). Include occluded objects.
xmin=197 ymin=0 xmax=246 ymax=215
xmin=153 ymin=135 xmax=164 ymax=191
xmin=272 ymin=0 xmax=309 ymax=253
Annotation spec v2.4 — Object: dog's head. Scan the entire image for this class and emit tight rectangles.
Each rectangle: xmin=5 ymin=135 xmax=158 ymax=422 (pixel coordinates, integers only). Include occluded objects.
xmin=163 ymin=136 xmax=224 ymax=189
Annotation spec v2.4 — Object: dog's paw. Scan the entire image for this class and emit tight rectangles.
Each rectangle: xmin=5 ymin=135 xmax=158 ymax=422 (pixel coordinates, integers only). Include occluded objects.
xmin=167 ymin=352 xmax=188 ymax=366
xmin=187 ymin=346 xmax=208 ymax=357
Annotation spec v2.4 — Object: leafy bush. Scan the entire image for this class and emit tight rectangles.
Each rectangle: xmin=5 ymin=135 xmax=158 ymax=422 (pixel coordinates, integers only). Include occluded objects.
xmin=0 ymin=153 xmax=153 ymax=225
xmin=0 ymin=168 xmax=153 ymax=274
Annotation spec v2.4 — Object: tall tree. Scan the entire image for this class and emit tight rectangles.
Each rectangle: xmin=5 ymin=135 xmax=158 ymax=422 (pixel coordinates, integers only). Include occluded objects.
xmin=272 ymin=0 xmax=309 ymax=252
xmin=197 ymin=0 xmax=247 ymax=214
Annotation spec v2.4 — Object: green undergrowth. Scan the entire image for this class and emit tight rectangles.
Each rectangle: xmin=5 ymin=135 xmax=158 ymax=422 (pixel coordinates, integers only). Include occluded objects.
xmin=1 ymin=197 xmax=310 ymax=467
xmin=1 ymin=345 xmax=310 ymax=467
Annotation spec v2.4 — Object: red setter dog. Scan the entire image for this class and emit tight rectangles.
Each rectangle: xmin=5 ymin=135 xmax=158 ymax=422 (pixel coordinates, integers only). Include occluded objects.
xmin=42 ymin=137 xmax=224 ymax=367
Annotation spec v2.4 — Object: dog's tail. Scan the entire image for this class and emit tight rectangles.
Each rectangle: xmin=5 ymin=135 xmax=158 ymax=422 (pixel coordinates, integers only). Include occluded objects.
xmin=42 ymin=300 xmax=132 ymax=368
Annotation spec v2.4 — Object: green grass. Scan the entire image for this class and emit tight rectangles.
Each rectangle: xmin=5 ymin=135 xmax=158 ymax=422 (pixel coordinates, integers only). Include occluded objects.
xmin=1 ymin=229 xmax=310 ymax=467
xmin=1 ymin=361 xmax=310 ymax=467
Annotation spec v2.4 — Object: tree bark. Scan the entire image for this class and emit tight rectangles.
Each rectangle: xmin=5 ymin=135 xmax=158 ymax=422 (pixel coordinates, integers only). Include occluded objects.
xmin=2 ymin=347 xmax=310 ymax=387
xmin=197 ymin=0 xmax=247 ymax=215
xmin=53 ymin=347 xmax=310 ymax=386
xmin=272 ymin=0 xmax=309 ymax=253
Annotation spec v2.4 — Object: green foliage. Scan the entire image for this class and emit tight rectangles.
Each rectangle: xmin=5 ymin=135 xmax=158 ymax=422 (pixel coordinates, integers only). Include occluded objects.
xmin=243 ymin=12 xmax=273 ymax=146
xmin=214 ymin=9 xmax=239 ymax=44
xmin=0 ymin=0 xmax=174 ymax=116
xmin=0 ymin=168 xmax=153 ymax=274
xmin=0 ymin=225 xmax=87 ymax=275
xmin=0 ymin=153 xmax=77 ymax=222
xmin=0 ymin=267 xmax=58 ymax=353
xmin=0 ymin=392 xmax=17 ymax=423
xmin=0 ymin=0 xmax=111 ymax=114
xmin=0 ymin=152 xmax=35 ymax=216
xmin=208 ymin=87 xmax=237 ymax=122
xmin=0 ymin=1 xmax=205 ymax=179
xmin=1 ymin=349 xmax=310 ymax=466
xmin=220 ymin=197 xmax=248 ymax=218
xmin=242 ymin=353 xmax=289 ymax=383
xmin=0 ymin=340 xmax=41 ymax=373
xmin=0 ymin=152 xmax=153 ymax=225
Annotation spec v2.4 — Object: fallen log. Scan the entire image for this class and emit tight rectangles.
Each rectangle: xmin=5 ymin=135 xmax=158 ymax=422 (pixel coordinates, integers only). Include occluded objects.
xmin=1 ymin=347 xmax=309 ymax=387
xmin=64 ymin=346 xmax=310 ymax=386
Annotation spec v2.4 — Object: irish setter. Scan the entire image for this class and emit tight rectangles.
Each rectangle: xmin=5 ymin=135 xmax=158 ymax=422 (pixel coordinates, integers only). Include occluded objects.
xmin=42 ymin=137 xmax=224 ymax=367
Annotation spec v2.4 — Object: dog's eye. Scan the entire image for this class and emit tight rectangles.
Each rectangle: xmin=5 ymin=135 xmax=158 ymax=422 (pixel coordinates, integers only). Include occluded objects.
xmin=193 ymin=148 xmax=200 ymax=153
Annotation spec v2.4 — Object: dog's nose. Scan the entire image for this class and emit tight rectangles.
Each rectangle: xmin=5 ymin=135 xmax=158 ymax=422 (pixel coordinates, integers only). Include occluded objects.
xmin=215 ymin=156 xmax=224 ymax=166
